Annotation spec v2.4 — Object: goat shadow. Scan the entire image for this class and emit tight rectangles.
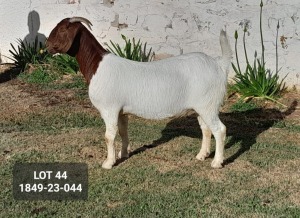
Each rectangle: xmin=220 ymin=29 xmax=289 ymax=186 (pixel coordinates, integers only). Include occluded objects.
xmin=116 ymin=100 xmax=297 ymax=166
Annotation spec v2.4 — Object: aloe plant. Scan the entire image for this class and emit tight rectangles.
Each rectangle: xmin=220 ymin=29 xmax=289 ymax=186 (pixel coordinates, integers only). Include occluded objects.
xmin=8 ymin=37 xmax=48 ymax=71
xmin=106 ymin=34 xmax=154 ymax=62
xmin=231 ymin=0 xmax=287 ymax=106
xmin=232 ymin=53 xmax=287 ymax=104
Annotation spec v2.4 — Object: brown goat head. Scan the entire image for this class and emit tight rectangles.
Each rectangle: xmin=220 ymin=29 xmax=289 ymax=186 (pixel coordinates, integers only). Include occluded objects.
xmin=46 ymin=18 xmax=83 ymax=56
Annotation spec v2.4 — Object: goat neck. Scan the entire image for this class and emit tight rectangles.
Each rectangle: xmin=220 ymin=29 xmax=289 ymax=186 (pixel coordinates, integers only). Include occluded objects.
xmin=69 ymin=26 xmax=108 ymax=84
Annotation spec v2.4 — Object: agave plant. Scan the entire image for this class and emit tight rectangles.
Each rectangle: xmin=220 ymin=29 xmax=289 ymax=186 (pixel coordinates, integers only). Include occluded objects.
xmin=106 ymin=34 xmax=154 ymax=62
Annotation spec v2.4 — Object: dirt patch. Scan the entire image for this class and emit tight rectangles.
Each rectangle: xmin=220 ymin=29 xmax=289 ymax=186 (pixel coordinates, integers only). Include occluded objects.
xmin=2 ymin=128 xmax=106 ymax=164
xmin=257 ymin=127 xmax=300 ymax=145
xmin=0 ymin=65 xmax=97 ymax=122
xmin=282 ymin=91 xmax=300 ymax=123
xmin=0 ymin=81 xmax=43 ymax=120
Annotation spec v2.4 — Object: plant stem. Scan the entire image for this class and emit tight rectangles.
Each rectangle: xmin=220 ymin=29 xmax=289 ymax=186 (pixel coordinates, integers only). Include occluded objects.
xmin=276 ymin=20 xmax=280 ymax=73
xmin=243 ymin=30 xmax=249 ymax=65
xmin=235 ymin=31 xmax=242 ymax=73
xmin=260 ymin=0 xmax=265 ymax=65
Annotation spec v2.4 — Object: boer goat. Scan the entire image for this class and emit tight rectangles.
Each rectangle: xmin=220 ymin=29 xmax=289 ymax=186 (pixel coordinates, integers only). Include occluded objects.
xmin=46 ymin=17 xmax=232 ymax=169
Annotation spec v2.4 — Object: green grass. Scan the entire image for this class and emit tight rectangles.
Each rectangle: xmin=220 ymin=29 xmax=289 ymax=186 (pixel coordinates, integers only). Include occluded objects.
xmin=18 ymin=68 xmax=86 ymax=90
xmin=1 ymin=156 xmax=299 ymax=217
xmin=17 ymin=53 xmax=85 ymax=91
xmin=0 ymin=110 xmax=103 ymax=133
xmin=1 ymin=105 xmax=300 ymax=217
xmin=248 ymin=142 xmax=300 ymax=168
xmin=273 ymin=121 xmax=300 ymax=132
xmin=18 ymin=66 xmax=58 ymax=84
xmin=230 ymin=99 xmax=258 ymax=112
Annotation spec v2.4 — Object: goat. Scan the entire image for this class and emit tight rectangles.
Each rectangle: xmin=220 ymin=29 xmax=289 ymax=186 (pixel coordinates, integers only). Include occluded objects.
xmin=46 ymin=17 xmax=232 ymax=169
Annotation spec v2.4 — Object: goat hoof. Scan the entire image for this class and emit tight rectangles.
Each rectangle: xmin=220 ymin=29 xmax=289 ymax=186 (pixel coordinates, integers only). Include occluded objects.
xmin=196 ymin=152 xmax=209 ymax=161
xmin=211 ymin=159 xmax=223 ymax=169
xmin=102 ymin=159 xmax=115 ymax=169
xmin=118 ymin=150 xmax=129 ymax=159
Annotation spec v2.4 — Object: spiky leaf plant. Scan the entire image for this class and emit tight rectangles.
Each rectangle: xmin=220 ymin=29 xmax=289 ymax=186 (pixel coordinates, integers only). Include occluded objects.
xmin=9 ymin=37 xmax=48 ymax=71
xmin=106 ymin=34 xmax=154 ymax=62
xmin=231 ymin=0 xmax=287 ymax=106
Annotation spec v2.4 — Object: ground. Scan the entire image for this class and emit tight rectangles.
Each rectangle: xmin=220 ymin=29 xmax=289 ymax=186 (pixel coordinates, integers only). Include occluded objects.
xmin=0 ymin=64 xmax=299 ymax=217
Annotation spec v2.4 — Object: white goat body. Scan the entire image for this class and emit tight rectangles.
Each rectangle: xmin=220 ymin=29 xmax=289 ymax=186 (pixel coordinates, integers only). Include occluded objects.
xmin=46 ymin=17 xmax=232 ymax=170
xmin=89 ymin=52 xmax=226 ymax=120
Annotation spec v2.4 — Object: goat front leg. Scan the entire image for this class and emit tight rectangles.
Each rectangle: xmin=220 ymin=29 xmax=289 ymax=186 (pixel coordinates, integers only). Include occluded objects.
xmin=102 ymin=121 xmax=118 ymax=169
xmin=118 ymin=114 xmax=130 ymax=159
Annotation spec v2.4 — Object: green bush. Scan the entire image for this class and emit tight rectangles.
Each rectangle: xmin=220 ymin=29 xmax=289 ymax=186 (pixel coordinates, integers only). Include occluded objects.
xmin=105 ymin=34 xmax=154 ymax=62
xmin=231 ymin=0 xmax=287 ymax=106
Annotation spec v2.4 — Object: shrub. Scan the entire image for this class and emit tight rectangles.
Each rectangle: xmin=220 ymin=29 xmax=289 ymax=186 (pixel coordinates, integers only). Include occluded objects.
xmin=105 ymin=34 xmax=154 ymax=62
xmin=231 ymin=0 xmax=287 ymax=106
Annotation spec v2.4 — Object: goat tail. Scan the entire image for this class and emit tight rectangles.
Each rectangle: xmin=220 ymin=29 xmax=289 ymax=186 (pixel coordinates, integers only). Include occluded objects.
xmin=218 ymin=30 xmax=232 ymax=74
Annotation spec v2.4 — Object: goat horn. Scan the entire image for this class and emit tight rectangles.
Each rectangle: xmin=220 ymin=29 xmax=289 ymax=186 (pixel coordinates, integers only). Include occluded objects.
xmin=69 ymin=17 xmax=93 ymax=31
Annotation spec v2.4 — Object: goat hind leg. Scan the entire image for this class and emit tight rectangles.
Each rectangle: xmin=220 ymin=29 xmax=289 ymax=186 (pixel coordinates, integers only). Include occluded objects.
xmin=197 ymin=113 xmax=226 ymax=168
xmin=196 ymin=116 xmax=212 ymax=161
xmin=210 ymin=119 xmax=226 ymax=168
xmin=102 ymin=117 xmax=118 ymax=169
xmin=118 ymin=114 xmax=130 ymax=158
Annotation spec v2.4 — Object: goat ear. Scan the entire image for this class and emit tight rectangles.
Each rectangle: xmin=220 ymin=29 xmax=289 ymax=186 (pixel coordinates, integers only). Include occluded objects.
xmin=61 ymin=22 xmax=81 ymax=54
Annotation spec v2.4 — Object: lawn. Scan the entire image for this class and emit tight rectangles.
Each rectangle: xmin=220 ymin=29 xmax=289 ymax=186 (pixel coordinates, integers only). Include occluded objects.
xmin=0 ymin=65 xmax=299 ymax=217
